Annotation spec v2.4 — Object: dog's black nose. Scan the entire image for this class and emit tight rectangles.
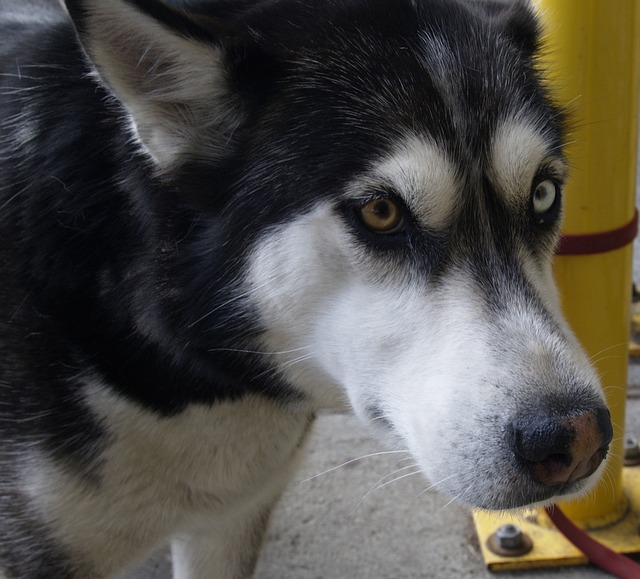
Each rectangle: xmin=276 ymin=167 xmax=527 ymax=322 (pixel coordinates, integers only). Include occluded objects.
xmin=511 ymin=407 xmax=612 ymax=486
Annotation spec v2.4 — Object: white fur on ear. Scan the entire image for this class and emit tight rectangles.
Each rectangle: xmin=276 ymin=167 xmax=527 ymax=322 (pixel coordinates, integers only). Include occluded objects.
xmin=68 ymin=0 xmax=243 ymax=170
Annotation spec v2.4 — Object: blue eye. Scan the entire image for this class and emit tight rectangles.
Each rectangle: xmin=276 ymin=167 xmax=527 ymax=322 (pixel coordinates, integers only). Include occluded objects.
xmin=531 ymin=179 xmax=560 ymax=224
xmin=532 ymin=179 xmax=558 ymax=216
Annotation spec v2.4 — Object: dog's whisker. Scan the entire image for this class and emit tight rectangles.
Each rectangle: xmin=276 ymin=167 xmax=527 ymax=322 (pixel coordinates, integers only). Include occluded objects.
xmin=0 ymin=184 xmax=29 ymax=212
xmin=280 ymin=353 xmax=317 ymax=367
xmin=16 ymin=63 xmax=69 ymax=71
xmin=439 ymin=494 xmax=463 ymax=511
xmin=206 ymin=346 xmax=312 ymax=356
xmin=300 ymin=450 xmax=411 ymax=483
xmin=394 ymin=455 xmax=418 ymax=467
xmin=590 ymin=356 xmax=626 ymax=369
xmin=416 ymin=463 xmax=484 ymax=510
xmin=370 ymin=463 xmax=421 ymax=487
xmin=610 ymin=427 xmax=625 ymax=438
xmin=349 ymin=467 xmax=423 ymax=515
xmin=602 ymin=384 xmax=626 ymax=395
xmin=591 ymin=370 xmax=616 ymax=385
xmin=236 ymin=350 xmax=318 ymax=382
xmin=588 ymin=341 xmax=631 ymax=364
xmin=438 ymin=476 xmax=480 ymax=511
xmin=408 ymin=470 xmax=468 ymax=506
xmin=186 ymin=279 xmax=274 ymax=329
xmin=0 ymin=72 xmax=43 ymax=80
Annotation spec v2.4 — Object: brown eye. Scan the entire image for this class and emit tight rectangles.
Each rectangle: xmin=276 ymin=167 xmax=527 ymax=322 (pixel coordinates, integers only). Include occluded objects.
xmin=359 ymin=198 xmax=405 ymax=233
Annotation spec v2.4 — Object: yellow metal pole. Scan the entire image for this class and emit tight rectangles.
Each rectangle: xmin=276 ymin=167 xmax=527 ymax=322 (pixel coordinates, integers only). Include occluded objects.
xmin=473 ymin=1 xmax=640 ymax=571
xmin=533 ymin=0 xmax=640 ymax=527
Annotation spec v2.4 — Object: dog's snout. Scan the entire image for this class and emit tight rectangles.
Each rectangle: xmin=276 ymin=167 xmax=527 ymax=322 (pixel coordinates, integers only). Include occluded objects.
xmin=511 ymin=407 xmax=612 ymax=487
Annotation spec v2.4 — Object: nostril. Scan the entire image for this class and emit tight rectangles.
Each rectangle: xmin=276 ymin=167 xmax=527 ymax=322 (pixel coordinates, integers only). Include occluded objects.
xmin=532 ymin=451 xmax=573 ymax=468
xmin=512 ymin=417 xmax=573 ymax=465
xmin=596 ymin=406 xmax=614 ymax=447
xmin=511 ymin=407 xmax=612 ymax=487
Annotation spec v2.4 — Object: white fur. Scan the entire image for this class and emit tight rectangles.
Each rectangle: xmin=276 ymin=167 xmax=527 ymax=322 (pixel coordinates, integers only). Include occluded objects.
xmin=366 ymin=134 xmax=461 ymax=229
xmin=23 ymin=382 xmax=312 ymax=577
xmin=246 ymin=204 xmax=354 ymax=411
xmin=250 ymin=237 xmax=602 ymax=506
xmin=489 ymin=118 xmax=568 ymax=206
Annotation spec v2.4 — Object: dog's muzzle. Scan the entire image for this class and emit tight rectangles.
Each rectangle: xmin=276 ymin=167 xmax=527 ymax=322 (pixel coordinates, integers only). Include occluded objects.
xmin=510 ymin=406 xmax=613 ymax=487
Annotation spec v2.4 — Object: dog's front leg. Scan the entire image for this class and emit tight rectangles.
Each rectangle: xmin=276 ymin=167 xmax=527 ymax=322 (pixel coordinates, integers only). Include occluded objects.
xmin=170 ymin=499 xmax=274 ymax=579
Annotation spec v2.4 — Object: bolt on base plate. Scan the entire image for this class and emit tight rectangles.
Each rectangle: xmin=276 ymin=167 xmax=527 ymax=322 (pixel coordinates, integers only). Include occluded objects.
xmin=624 ymin=435 xmax=640 ymax=466
xmin=487 ymin=524 xmax=534 ymax=557
xmin=472 ymin=467 xmax=640 ymax=571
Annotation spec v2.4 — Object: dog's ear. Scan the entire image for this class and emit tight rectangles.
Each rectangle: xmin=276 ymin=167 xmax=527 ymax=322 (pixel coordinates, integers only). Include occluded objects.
xmin=499 ymin=0 xmax=541 ymax=57
xmin=64 ymin=0 xmax=271 ymax=171
xmin=472 ymin=0 xmax=540 ymax=58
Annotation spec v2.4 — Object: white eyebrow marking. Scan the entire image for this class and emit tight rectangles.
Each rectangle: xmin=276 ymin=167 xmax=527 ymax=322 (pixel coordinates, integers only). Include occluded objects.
xmin=369 ymin=134 xmax=461 ymax=229
xmin=490 ymin=119 xmax=567 ymax=205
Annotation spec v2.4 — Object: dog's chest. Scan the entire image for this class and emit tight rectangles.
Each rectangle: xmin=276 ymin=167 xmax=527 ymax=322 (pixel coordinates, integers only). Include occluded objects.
xmin=22 ymin=383 xmax=313 ymax=569
xmin=85 ymin=383 xmax=312 ymax=502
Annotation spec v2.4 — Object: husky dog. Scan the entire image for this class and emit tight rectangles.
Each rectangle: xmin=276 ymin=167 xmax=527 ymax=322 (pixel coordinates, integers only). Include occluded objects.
xmin=0 ymin=0 xmax=613 ymax=577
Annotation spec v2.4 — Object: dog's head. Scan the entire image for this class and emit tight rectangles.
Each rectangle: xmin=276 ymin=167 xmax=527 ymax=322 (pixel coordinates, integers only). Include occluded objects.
xmin=65 ymin=0 xmax=612 ymax=510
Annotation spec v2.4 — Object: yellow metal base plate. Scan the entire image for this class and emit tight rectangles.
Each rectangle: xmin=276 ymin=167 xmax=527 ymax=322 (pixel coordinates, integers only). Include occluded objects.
xmin=473 ymin=467 xmax=640 ymax=571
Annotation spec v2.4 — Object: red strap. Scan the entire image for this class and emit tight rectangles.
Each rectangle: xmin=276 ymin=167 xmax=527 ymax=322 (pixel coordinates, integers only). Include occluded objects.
xmin=556 ymin=209 xmax=638 ymax=255
xmin=545 ymin=506 xmax=640 ymax=578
